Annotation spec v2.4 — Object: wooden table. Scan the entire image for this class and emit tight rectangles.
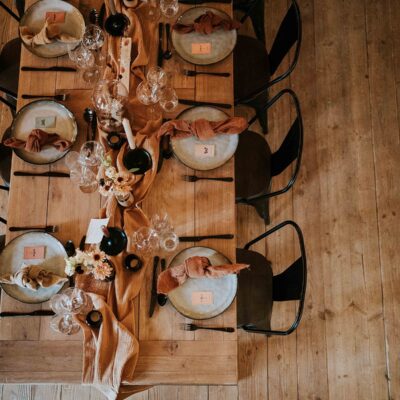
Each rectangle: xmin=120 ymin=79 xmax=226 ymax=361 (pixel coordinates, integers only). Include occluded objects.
xmin=0 ymin=0 xmax=237 ymax=387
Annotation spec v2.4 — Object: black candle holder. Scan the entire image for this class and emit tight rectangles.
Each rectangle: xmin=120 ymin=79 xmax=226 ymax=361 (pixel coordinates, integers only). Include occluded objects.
xmin=124 ymin=253 xmax=143 ymax=272
xmin=86 ymin=310 xmax=103 ymax=329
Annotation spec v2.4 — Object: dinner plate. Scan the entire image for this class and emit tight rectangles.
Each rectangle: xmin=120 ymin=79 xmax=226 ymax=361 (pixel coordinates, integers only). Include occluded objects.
xmin=19 ymin=0 xmax=84 ymax=58
xmin=0 ymin=232 xmax=68 ymax=304
xmin=171 ymin=7 xmax=237 ymax=65
xmin=168 ymin=246 xmax=237 ymax=320
xmin=10 ymin=100 xmax=78 ymax=165
xmin=171 ymin=106 xmax=238 ymax=170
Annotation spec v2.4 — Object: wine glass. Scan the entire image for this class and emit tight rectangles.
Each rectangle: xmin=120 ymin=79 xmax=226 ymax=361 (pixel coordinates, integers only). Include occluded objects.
xmin=160 ymin=0 xmax=179 ymax=18
xmin=92 ymin=79 xmax=129 ymax=131
xmin=147 ymin=66 xmax=168 ymax=89
xmin=82 ymin=24 xmax=106 ymax=67
xmin=131 ymin=227 xmax=159 ymax=255
xmin=50 ymin=288 xmax=93 ymax=315
xmin=141 ymin=0 xmax=161 ymax=21
xmin=151 ymin=212 xmax=172 ymax=234
xmin=159 ymin=231 xmax=179 ymax=252
xmin=159 ymin=87 xmax=178 ymax=113
xmin=70 ymin=166 xmax=99 ymax=193
xmin=79 ymin=141 xmax=105 ymax=167
xmin=136 ymin=81 xmax=161 ymax=119
xmin=68 ymin=43 xmax=100 ymax=84
xmin=50 ymin=313 xmax=81 ymax=335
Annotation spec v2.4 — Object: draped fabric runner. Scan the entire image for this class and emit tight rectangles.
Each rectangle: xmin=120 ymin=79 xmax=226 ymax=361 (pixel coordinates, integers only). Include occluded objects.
xmin=4 ymin=129 xmax=72 ymax=153
xmin=157 ymin=117 xmax=248 ymax=140
xmin=157 ymin=256 xmax=249 ymax=294
xmin=20 ymin=20 xmax=80 ymax=47
xmin=74 ymin=2 xmax=162 ymax=399
xmin=173 ymin=11 xmax=240 ymax=35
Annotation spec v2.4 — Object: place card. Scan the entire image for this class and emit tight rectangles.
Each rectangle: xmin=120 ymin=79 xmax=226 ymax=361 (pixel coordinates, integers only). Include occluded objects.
xmin=195 ymin=144 xmax=215 ymax=158
xmin=191 ymin=43 xmax=211 ymax=55
xmin=23 ymin=246 xmax=46 ymax=260
xmin=86 ymin=218 xmax=110 ymax=244
xmin=192 ymin=291 xmax=213 ymax=305
xmin=35 ymin=116 xmax=56 ymax=129
xmin=45 ymin=11 xmax=66 ymax=23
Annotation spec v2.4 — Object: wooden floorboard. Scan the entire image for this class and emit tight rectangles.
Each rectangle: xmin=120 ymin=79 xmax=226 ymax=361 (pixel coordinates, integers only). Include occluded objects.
xmin=1 ymin=0 xmax=399 ymax=398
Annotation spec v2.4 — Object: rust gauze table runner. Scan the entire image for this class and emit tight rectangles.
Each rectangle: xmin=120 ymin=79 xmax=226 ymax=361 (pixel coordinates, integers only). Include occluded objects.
xmin=75 ymin=2 xmax=162 ymax=399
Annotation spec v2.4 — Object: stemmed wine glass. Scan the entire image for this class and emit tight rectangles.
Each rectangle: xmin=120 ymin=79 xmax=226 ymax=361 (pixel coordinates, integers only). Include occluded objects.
xmin=82 ymin=24 xmax=106 ymax=67
xmin=136 ymin=81 xmax=161 ymax=119
xmin=160 ymin=0 xmax=179 ymax=18
xmin=68 ymin=43 xmax=101 ymax=84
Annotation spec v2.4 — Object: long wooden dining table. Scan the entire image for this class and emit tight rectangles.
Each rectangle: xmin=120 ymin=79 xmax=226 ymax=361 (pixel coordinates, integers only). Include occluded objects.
xmin=0 ymin=0 xmax=238 ymax=388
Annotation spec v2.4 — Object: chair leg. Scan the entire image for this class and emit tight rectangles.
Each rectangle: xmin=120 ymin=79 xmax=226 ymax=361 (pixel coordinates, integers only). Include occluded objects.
xmin=255 ymin=106 xmax=268 ymax=134
xmin=248 ymin=198 xmax=270 ymax=224
xmin=249 ymin=0 xmax=266 ymax=43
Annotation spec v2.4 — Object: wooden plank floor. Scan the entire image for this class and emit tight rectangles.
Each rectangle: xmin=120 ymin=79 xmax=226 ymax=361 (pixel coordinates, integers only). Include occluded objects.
xmin=1 ymin=0 xmax=399 ymax=398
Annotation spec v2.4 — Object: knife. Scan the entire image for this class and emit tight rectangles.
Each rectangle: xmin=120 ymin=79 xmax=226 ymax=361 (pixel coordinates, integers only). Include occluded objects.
xmin=179 ymin=99 xmax=232 ymax=109
xmin=179 ymin=234 xmax=234 ymax=242
xmin=158 ymin=23 xmax=164 ymax=67
xmin=21 ymin=66 xmax=77 ymax=72
xmin=14 ymin=171 xmax=70 ymax=178
xmin=149 ymin=256 xmax=160 ymax=318
xmin=179 ymin=0 xmax=231 ymax=3
xmin=157 ymin=259 xmax=168 ymax=307
xmin=0 ymin=310 xmax=55 ymax=318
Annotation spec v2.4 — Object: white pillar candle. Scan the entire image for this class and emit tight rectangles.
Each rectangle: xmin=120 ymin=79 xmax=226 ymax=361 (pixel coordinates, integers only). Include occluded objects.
xmin=122 ymin=118 xmax=136 ymax=150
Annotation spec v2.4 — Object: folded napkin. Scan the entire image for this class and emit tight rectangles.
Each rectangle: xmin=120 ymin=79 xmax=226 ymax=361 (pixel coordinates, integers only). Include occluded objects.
xmin=0 ymin=264 xmax=68 ymax=291
xmin=157 ymin=117 xmax=248 ymax=141
xmin=20 ymin=20 xmax=80 ymax=47
xmin=173 ymin=11 xmax=241 ymax=35
xmin=4 ymin=129 xmax=72 ymax=153
xmin=157 ymin=256 xmax=249 ymax=294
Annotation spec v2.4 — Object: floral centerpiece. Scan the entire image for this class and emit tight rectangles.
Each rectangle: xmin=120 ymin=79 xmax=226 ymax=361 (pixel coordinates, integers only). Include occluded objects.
xmin=65 ymin=246 xmax=114 ymax=281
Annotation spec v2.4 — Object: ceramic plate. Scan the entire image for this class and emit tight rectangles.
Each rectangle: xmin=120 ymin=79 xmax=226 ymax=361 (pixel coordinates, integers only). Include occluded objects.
xmin=10 ymin=100 xmax=77 ymax=165
xmin=171 ymin=7 xmax=237 ymax=65
xmin=20 ymin=0 xmax=84 ymax=58
xmin=168 ymin=246 xmax=237 ymax=320
xmin=0 ymin=232 xmax=68 ymax=304
xmin=171 ymin=106 xmax=238 ymax=170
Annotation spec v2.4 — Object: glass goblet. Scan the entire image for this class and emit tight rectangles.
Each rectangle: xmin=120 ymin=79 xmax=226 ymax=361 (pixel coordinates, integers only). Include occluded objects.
xmin=136 ymin=81 xmax=161 ymax=120
xmin=160 ymin=0 xmax=179 ymax=18
xmin=79 ymin=141 xmax=105 ymax=167
xmin=151 ymin=212 xmax=173 ymax=234
xmin=50 ymin=313 xmax=81 ymax=335
xmin=146 ymin=66 xmax=169 ymax=89
xmin=159 ymin=231 xmax=179 ymax=252
xmin=131 ymin=227 xmax=159 ymax=255
xmin=70 ymin=166 xmax=99 ymax=194
xmin=159 ymin=87 xmax=178 ymax=113
xmin=68 ymin=43 xmax=100 ymax=84
xmin=82 ymin=24 xmax=105 ymax=51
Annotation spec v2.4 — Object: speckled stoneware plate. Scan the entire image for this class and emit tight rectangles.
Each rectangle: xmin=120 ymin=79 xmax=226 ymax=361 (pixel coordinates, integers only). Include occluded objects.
xmin=168 ymin=246 xmax=237 ymax=320
xmin=171 ymin=106 xmax=238 ymax=170
xmin=171 ymin=7 xmax=237 ymax=65
xmin=20 ymin=0 xmax=84 ymax=58
xmin=0 ymin=232 xmax=68 ymax=304
xmin=10 ymin=100 xmax=77 ymax=165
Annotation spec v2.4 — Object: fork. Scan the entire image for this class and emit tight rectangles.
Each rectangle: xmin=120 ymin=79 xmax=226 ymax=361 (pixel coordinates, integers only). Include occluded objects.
xmin=183 ymin=175 xmax=233 ymax=182
xmin=9 ymin=225 xmax=58 ymax=233
xmin=181 ymin=323 xmax=235 ymax=333
xmin=22 ymin=94 xmax=69 ymax=101
xmin=183 ymin=69 xmax=230 ymax=77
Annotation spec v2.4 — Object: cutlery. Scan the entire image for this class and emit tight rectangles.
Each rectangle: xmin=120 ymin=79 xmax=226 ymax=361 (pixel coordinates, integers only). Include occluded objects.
xmin=21 ymin=66 xmax=77 ymax=72
xmin=14 ymin=171 xmax=70 ymax=178
xmin=179 ymin=0 xmax=231 ymax=3
xmin=183 ymin=69 xmax=230 ymax=77
xmin=9 ymin=226 xmax=58 ymax=233
xmin=179 ymin=234 xmax=234 ymax=242
xmin=157 ymin=259 xmax=168 ymax=306
xmin=149 ymin=256 xmax=160 ymax=318
xmin=181 ymin=323 xmax=235 ymax=333
xmin=22 ymin=94 xmax=68 ymax=101
xmin=83 ymin=108 xmax=97 ymax=141
xmin=99 ymin=3 xmax=106 ymax=28
xmin=183 ymin=175 xmax=233 ymax=182
xmin=89 ymin=8 xmax=99 ymax=25
xmin=158 ymin=23 xmax=164 ymax=67
xmin=179 ymin=99 xmax=232 ymax=109
xmin=163 ymin=23 xmax=172 ymax=60
xmin=0 ymin=310 xmax=55 ymax=318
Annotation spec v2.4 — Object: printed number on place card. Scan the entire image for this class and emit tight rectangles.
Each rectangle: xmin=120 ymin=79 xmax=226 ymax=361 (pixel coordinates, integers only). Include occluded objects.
xmin=23 ymin=246 xmax=46 ymax=260
xmin=195 ymin=144 xmax=215 ymax=158
xmin=45 ymin=11 xmax=66 ymax=23
xmin=191 ymin=43 xmax=211 ymax=55
xmin=192 ymin=291 xmax=213 ymax=305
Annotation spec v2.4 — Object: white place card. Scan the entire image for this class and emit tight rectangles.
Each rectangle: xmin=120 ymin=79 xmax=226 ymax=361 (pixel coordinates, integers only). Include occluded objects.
xmin=192 ymin=291 xmax=214 ymax=305
xmin=85 ymin=218 xmax=110 ymax=244
xmin=35 ymin=116 xmax=56 ymax=129
xmin=191 ymin=43 xmax=211 ymax=55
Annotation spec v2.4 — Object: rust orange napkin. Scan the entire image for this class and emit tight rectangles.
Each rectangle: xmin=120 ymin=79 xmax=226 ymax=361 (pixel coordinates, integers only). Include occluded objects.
xmin=157 ymin=117 xmax=248 ymax=140
xmin=4 ymin=129 xmax=72 ymax=152
xmin=173 ymin=11 xmax=241 ymax=35
xmin=157 ymin=256 xmax=249 ymax=294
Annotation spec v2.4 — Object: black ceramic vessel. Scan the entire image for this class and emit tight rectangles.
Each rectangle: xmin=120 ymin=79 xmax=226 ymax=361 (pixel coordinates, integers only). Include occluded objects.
xmin=100 ymin=227 xmax=128 ymax=256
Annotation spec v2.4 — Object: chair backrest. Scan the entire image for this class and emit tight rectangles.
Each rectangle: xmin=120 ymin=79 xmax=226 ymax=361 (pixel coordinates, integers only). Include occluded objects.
xmin=0 ymin=0 xmax=22 ymax=21
xmin=268 ymin=0 xmax=302 ymax=86
xmin=240 ymin=220 xmax=307 ymax=336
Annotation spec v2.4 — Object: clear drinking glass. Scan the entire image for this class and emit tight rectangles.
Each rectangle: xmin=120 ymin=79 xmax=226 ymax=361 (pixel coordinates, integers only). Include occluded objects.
xmin=70 ymin=166 xmax=99 ymax=193
xmin=160 ymin=0 xmax=179 ymax=18
xmin=159 ymin=231 xmax=179 ymax=252
xmin=68 ymin=43 xmax=100 ymax=84
xmin=50 ymin=313 xmax=81 ymax=335
xmin=159 ymin=87 xmax=178 ymax=112
xmin=131 ymin=227 xmax=159 ymax=255
xmin=79 ymin=141 xmax=105 ymax=167
xmin=50 ymin=288 xmax=93 ymax=315
xmin=82 ymin=24 xmax=105 ymax=51
xmin=147 ymin=66 xmax=169 ymax=89
xmin=136 ymin=81 xmax=161 ymax=119
xmin=151 ymin=212 xmax=172 ymax=234
xmin=141 ymin=0 xmax=161 ymax=21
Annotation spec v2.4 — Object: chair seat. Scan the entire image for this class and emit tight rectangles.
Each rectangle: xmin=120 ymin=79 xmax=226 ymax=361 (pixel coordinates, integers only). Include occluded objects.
xmin=234 ymin=35 xmax=270 ymax=102
xmin=0 ymin=38 xmax=21 ymax=95
xmin=235 ymin=130 xmax=271 ymax=200
xmin=0 ymin=128 xmax=12 ymax=186
xmin=236 ymin=248 xmax=273 ymax=329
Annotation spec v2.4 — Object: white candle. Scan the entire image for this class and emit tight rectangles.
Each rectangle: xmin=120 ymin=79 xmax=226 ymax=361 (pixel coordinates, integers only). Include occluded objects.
xmin=122 ymin=118 xmax=136 ymax=150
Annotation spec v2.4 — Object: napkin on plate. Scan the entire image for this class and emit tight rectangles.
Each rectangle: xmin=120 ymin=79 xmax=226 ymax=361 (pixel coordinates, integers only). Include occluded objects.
xmin=0 ymin=264 xmax=68 ymax=291
xmin=173 ymin=11 xmax=241 ymax=35
xmin=157 ymin=117 xmax=248 ymax=140
xmin=20 ymin=20 xmax=80 ymax=47
xmin=157 ymin=256 xmax=249 ymax=294
xmin=4 ymin=129 xmax=72 ymax=153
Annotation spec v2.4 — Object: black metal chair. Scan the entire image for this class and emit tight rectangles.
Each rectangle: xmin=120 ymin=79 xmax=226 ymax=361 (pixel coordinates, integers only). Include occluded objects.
xmin=234 ymin=0 xmax=302 ymax=132
xmin=237 ymin=220 xmax=307 ymax=335
xmin=235 ymin=89 xmax=303 ymax=223
xmin=234 ymin=0 xmax=265 ymax=43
